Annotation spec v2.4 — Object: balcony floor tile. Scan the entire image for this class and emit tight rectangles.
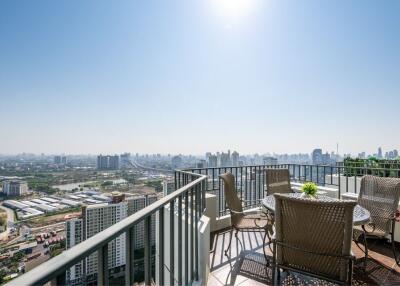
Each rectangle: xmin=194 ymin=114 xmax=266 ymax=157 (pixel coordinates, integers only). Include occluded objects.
xmin=208 ymin=229 xmax=400 ymax=286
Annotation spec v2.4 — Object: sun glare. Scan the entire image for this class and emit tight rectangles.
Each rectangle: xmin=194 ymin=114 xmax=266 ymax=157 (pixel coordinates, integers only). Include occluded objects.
xmin=209 ymin=0 xmax=258 ymax=25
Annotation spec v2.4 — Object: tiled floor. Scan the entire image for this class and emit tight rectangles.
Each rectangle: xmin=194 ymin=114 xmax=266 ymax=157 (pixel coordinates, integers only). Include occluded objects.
xmin=208 ymin=229 xmax=400 ymax=285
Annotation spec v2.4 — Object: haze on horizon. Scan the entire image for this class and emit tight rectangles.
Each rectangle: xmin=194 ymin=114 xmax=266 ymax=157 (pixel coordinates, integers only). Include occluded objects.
xmin=1 ymin=0 xmax=399 ymax=156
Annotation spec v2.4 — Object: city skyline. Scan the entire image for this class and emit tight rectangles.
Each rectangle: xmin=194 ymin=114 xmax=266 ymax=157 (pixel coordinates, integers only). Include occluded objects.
xmin=0 ymin=145 xmax=399 ymax=158
xmin=1 ymin=1 xmax=400 ymax=155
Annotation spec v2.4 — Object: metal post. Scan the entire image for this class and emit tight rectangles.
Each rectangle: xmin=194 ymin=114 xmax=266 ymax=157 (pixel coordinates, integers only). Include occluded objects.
xmin=125 ymin=228 xmax=134 ymax=286
xmin=158 ymin=209 xmax=164 ymax=285
xmin=144 ymin=216 xmax=152 ymax=285
xmin=170 ymin=201 xmax=175 ymax=285
xmin=97 ymin=244 xmax=109 ymax=286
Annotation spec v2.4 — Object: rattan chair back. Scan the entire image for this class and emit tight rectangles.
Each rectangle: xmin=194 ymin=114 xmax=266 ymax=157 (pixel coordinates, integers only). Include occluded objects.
xmin=358 ymin=175 xmax=400 ymax=236
xmin=274 ymin=194 xmax=356 ymax=283
xmin=220 ymin=172 xmax=243 ymax=225
xmin=266 ymin=169 xmax=292 ymax=195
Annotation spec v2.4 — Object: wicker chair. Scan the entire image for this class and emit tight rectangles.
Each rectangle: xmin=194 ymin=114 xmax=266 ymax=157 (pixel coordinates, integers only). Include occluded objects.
xmin=265 ymin=169 xmax=293 ymax=195
xmin=354 ymin=175 xmax=400 ymax=266
xmin=272 ymin=193 xmax=356 ymax=286
xmin=219 ymin=172 xmax=274 ymax=260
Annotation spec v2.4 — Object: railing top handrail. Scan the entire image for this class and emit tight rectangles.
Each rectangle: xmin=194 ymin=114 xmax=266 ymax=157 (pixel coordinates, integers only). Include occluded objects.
xmin=183 ymin=164 xmax=400 ymax=172
xmin=6 ymin=171 xmax=207 ymax=286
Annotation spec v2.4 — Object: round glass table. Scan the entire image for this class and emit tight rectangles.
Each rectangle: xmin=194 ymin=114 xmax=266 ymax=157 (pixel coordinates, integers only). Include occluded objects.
xmin=262 ymin=193 xmax=371 ymax=226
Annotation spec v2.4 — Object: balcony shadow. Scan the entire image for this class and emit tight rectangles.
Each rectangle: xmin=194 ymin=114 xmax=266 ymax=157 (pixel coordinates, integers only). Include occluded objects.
xmin=209 ymin=230 xmax=400 ymax=286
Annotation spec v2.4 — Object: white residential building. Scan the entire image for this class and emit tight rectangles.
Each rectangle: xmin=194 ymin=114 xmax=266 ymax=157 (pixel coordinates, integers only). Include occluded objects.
xmin=2 ymin=180 xmax=28 ymax=196
xmin=66 ymin=194 xmax=158 ymax=285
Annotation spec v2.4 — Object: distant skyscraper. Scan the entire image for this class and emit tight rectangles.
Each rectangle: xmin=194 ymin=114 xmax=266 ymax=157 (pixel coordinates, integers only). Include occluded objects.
xmin=54 ymin=155 xmax=67 ymax=164
xmin=171 ymin=155 xmax=183 ymax=169
xmin=232 ymin=151 xmax=239 ymax=166
xmin=120 ymin=153 xmax=131 ymax=168
xmin=220 ymin=151 xmax=231 ymax=167
xmin=263 ymin=157 xmax=278 ymax=165
xmin=312 ymin=149 xmax=323 ymax=165
xmin=378 ymin=147 xmax=383 ymax=159
xmin=97 ymin=155 xmax=120 ymax=170
xmin=207 ymin=155 xmax=217 ymax=167
xmin=196 ymin=159 xmax=206 ymax=169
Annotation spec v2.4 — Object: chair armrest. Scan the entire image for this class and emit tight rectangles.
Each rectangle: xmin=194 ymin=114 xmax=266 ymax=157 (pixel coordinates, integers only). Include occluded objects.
xmin=241 ymin=199 xmax=263 ymax=203
xmin=225 ymin=208 xmax=245 ymax=215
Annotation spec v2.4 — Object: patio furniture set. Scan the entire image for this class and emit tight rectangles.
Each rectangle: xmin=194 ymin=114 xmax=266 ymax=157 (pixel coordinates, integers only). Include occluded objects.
xmin=220 ymin=169 xmax=400 ymax=285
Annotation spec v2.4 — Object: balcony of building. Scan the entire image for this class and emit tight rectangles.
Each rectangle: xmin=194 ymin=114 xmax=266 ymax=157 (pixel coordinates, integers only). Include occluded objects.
xmin=5 ymin=164 xmax=400 ymax=286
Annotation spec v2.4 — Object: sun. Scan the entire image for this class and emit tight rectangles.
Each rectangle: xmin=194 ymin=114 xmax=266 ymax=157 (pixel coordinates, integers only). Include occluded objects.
xmin=209 ymin=0 xmax=258 ymax=24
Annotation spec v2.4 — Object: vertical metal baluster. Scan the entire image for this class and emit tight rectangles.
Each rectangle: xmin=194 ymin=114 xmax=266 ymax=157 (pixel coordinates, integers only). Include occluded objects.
xmin=194 ymin=184 xmax=199 ymax=281
xmin=212 ymin=168 xmax=215 ymax=192
xmin=253 ymin=166 xmax=256 ymax=207
xmin=178 ymin=196 xmax=183 ymax=286
xmin=355 ymin=169 xmax=357 ymax=194
xmin=125 ymin=227 xmax=134 ymax=286
xmin=338 ymin=167 xmax=342 ymax=199
xmin=245 ymin=166 xmax=248 ymax=205
xmin=174 ymin=172 xmax=177 ymax=190
xmin=185 ymin=192 xmax=189 ymax=285
xmin=240 ymin=166 xmax=243 ymax=201
xmin=190 ymin=188 xmax=194 ymax=280
xmin=170 ymin=200 xmax=175 ymax=285
xmin=158 ymin=209 xmax=164 ymax=285
xmin=144 ymin=216 xmax=152 ymax=285
xmin=97 ymin=244 xmax=109 ymax=286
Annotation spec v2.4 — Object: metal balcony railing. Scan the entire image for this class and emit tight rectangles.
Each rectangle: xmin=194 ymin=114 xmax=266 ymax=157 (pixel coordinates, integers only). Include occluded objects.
xmin=184 ymin=163 xmax=400 ymax=217
xmin=6 ymin=171 xmax=207 ymax=286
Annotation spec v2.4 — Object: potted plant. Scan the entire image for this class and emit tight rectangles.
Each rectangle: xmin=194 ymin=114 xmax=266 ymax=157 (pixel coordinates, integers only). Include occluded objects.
xmin=301 ymin=182 xmax=318 ymax=198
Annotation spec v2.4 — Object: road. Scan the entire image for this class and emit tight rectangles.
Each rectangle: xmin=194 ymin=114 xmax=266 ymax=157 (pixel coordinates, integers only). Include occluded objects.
xmin=129 ymin=160 xmax=173 ymax=174
xmin=0 ymin=204 xmax=16 ymax=241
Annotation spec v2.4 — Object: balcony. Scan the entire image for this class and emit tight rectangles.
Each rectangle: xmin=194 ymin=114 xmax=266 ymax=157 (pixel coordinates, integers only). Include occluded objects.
xmin=5 ymin=164 xmax=400 ymax=286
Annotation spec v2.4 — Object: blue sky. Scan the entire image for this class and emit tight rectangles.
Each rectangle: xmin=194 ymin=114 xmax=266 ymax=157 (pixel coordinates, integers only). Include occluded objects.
xmin=0 ymin=0 xmax=399 ymax=155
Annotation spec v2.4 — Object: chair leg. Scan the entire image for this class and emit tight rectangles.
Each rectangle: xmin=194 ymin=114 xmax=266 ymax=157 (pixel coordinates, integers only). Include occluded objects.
xmin=348 ymin=259 xmax=353 ymax=286
xmin=362 ymin=232 xmax=368 ymax=269
xmin=235 ymin=230 xmax=244 ymax=252
xmin=263 ymin=230 xmax=270 ymax=266
xmin=391 ymin=230 xmax=400 ymax=266
xmin=225 ymin=228 xmax=234 ymax=258
xmin=271 ymin=241 xmax=276 ymax=285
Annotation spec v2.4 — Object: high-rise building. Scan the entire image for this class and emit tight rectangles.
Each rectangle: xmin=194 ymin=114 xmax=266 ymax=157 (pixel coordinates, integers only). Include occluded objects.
xmin=120 ymin=153 xmax=131 ymax=168
xmin=207 ymin=155 xmax=218 ymax=167
xmin=171 ymin=156 xmax=182 ymax=169
xmin=66 ymin=194 xmax=158 ymax=285
xmin=162 ymin=180 xmax=175 ymax=196
xmin=312 ymin=149 xmax=323 ymax=165
xmin=232 ymin=151 xmax=239 ymax=166
xmin=196 ymin=160 xmax=206 ymax=169
xmin=378 ymin=147 xmax=383 ymax=159
xmin=358 ymin=152 xmax=366 ymax=159
xmin=2 ymin=180 xmax=28 ymax=196
xmin=263 ymin=157 xmax=278 ymax=165
xmin=220 ymin=151 xmax=231 ymax=167
xmin=97 ymin=155 xmax=120 ymax=170
xmin=54 ymin=156 xmax=67 ymax=164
